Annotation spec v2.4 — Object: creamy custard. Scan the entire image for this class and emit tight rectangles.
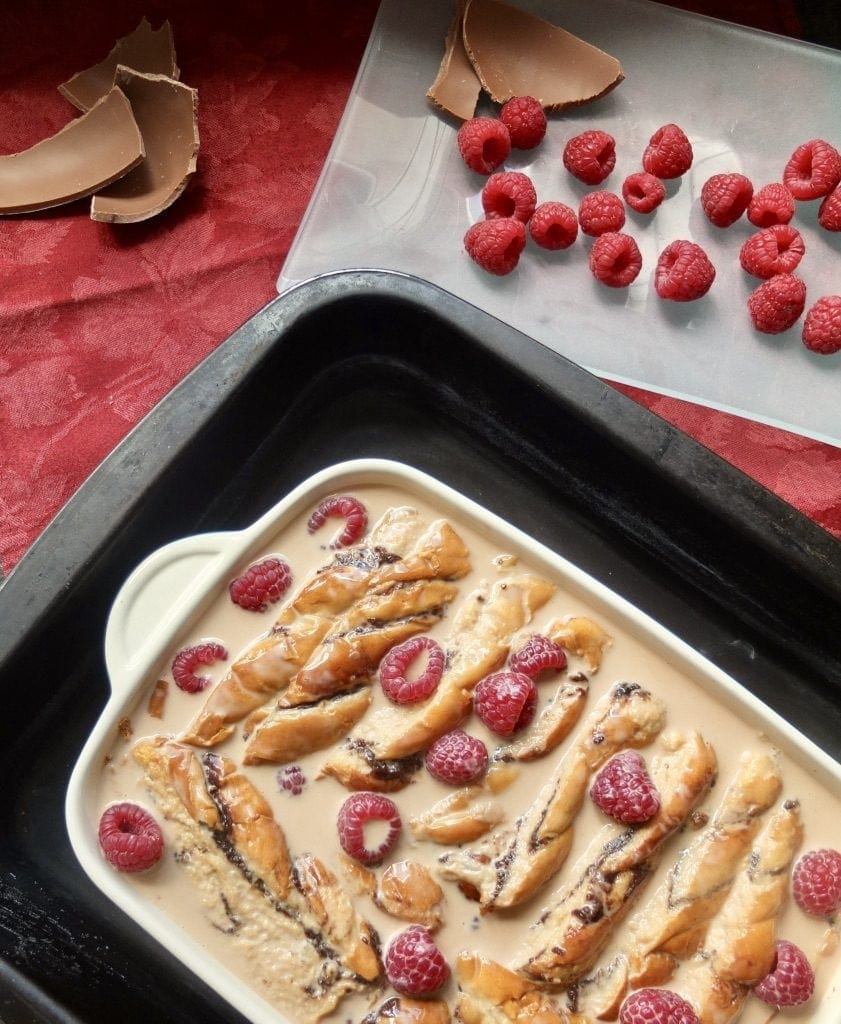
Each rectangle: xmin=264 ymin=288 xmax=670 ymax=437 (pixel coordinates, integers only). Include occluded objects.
xmin=93 ymin=479 xmax=841 ymax=1024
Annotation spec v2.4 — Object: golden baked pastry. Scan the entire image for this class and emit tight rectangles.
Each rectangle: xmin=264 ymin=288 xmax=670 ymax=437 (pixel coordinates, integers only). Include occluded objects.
xmin=410 ymin=786 xmax=505 ymax=845
xmin=362 ymin=995 xmax=452 ymax=1023
xmin=455 ymin=952 xmax=569 ymax=1024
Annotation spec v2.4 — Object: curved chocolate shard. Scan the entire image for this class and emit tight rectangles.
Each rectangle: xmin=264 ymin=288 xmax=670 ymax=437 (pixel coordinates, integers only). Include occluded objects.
xmin=90 ymin=67 xmax=199 ymax=224
xmin=59 ymin=17 xmax=179 ymax=112
xmin=462 ymin=0 xmax=624 ymax=111
xmin=427 ymin=0 xmax=482 ymax=122
xmin=0 ymin=86 xmax=144 ymax=215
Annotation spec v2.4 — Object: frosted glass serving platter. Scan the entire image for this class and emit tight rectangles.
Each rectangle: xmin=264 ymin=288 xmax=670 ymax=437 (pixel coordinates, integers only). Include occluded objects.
xmin=277 ymin=0 xmax=841 ymax=447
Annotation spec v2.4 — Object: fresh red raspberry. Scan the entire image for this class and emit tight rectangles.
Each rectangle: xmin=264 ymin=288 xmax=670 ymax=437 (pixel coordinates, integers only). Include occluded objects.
xmin=277 ymin=764 xmax=306 ymax=796
xmin=747 ymin=274 xmax=806 ymax=335
xmin=621 ymin=171 xmax=666 ymax=214
xmin=802 ymin=296 xmax=841 ymax=354
xmin=654 ymin=240 xmax=715 ymax=301
xmin=172 ymin=640 xmax=227 ymax=693
xmin=425 ymin=729 xmax=489 ymax=785
xmin=499 ymin=95 xmax=546 ymax=150
xmin=229 ymin=555 xmax=292 ymax=612
xmin=508 ymin=633 xmax=567 ymax=677
xmin=464 ymin=218 xmax=526 ymax=275
xmin=619 ymin=988 xmax=699 ymax=1024
xmin=589 ymin=232 xmax=643 ymax=288
xmin=307 ymin=495 xmax=367 ymax=548
xmin=792 ymin=847 xmax=841 ymax=914
xmin=753 ymin=940 xmax=815 ymax=1008
xmin=739 ymin=224 xmax=805 ymax=279
xmin=700 ymin=172 xmax=753 ymax=227
xmin=578 ymin=190 xmax=625 ymax=236
xmin=782 ymin=138 xmax=841 ymax=200
xmin=748 ymin=182 xmax=795 ymax=227
xmin=818 ymin=187 xmax=841 ymax=231
xmin=481 ymin=171 xmax=537 ymax=223
xmin=337 ymin=792 xmax=402 ymax=865
xmin=528 ymin=201 xmax=578 ymax=250
xmin=457 ymin=117 xmax=511 ymax=175
xmin=385 ymin=925 xmax=450 ymax=997
xmin=642 ymin=123 xmax=693 ymax=179
xmin=563 ymin=129 xmax=616 ymax=185
xmin=98 ymin=802 xmax=164 ymax=873
xmin=379 ymin=636 xmax=445 ymax=705
xmin=590 ymin=750 xmax=661 ymax=824
xmin=473 ymin=671 xmax=537 ymax=736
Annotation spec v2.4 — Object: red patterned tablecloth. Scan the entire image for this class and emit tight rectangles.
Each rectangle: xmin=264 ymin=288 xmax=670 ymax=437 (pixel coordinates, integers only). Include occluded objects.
xmin=1 ymin=0 xmax=839 ymax=578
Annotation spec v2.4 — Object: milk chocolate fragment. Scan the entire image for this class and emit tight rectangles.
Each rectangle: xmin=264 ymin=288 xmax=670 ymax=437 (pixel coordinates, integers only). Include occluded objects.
xmin=59 ymin=17 xmax=179 ymax=112
xmin=0 ymin=87 xmax=144 ymax=215
xmin=462 ymin=0 xmax=623 ymax=111
xmin=427 ymin=0 xmax=482 ymax=122
xmin=91 ymin=67 xmax=199 ymax=223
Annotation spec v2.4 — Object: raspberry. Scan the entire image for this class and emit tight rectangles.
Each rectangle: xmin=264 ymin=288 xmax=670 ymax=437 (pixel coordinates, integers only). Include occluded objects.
xmin=425 ymin=729 xmax=489 ymax=785
xmin=792 ymin=847 xmax=841 ymax=915
xmin=654 ymin=240 xmax=715 ymax=301
xmin=563 ymin=130 xmax=616 ymax=185
xmin=802 ymin=296 xmax=841 ymax=354
xmin=457 ymin=117 xmax=511 ymax=175
xmin=337 ymin=792 xmax=402 ymax=865
xmin=473 ymin=671 xmax=538 ymax=736
xmin=464 ymin=218 xmax=526 ymax=275
xmin=619 ymin=989 xmax=699 ymax=1024
xmin=481 ymin=171 xmax=537 ymax=223
xmin=578 ymin=190 xmax=625 ymax=237
xmin=753 ymin=940 xmax=815 ymax=1008
xmin=782 ymin=138 xmax=841 ymax=200
xmin=499 ymin=95 xmax=546 ymax=150
xmin=590 ymin=750 xmax=661 ymax=823
xmin=748 ymin=182 xmax=795 ymax=227
xmin=379 ymin=636 xmax=445 ymax=705
xmin=508 ymin=633 xmax=567 ymax=677
xmin=384 ymin=925 xmax=450 ymax=997
xmin=739 ymin=224 xmax=805 ymax=279
xmin=622 ymin=171 xmax=666 ymax=214
xmin=642 ymin=123 xmax=693 ymax=179
xmin=171 ymin=640 xmax=227 ymax=693
xmin=818 ymin=187 xmax=841 ymax=231
xmin=700 ymin=172 xmax=753 ymax=227
xmin=589 ymin=232 xmax=643 ymax=288
xmin=307 ymin=495 xmax=368 ymax=548
xmin=278 ymin=764 xmax=306 ymax=795
xmin=98 ymin=802 xmax=164 ymax=873
xmin=528 ymin=201 xmax=578 ymax=250
xmin=747 ymin=274 xmax=806 ymax=335
xmin=229 ymin=555 xmax=292 ymax=612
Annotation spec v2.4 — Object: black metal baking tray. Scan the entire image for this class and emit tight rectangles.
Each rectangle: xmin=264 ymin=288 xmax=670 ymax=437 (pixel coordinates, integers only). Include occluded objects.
xmin=1 ymin=269 xmax=840 ymax=1024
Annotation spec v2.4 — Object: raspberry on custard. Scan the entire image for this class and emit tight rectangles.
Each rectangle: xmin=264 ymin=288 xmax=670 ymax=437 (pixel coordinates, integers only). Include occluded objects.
xmin=782 ymin=137 xmax=841 ymax=200
xmin=481 ymin=171 xmax=537 ymax=223
xmin=578 ymin=190 xmax=625 ymax=236
xmin=457 ymin=117 xmax=511 ymax=175
xmin=753 ymin=940 xmax=815 ymax=1008
xmin=229 ymin=555 xmax=292 ymax=611
xmin=500 ymin=95 xmax=546 ymax=149
xmin=337 ymin=792 xmax=402 ymax=865
xmin=654 ymin=240 xmax=715 ymax=301
xmin=171 ymin=640 xmax=227 ymax=693
xmin=590 ymin=750 xmax=661 ymax=824
xmin=739 ymin=224 xmax=805 ymax=279
xmin=380 ymin=636 xmax=445 ymax=704
xmin=307 ymin=494 xmax=367 ymax=548
xmin=464 ymin=218 xmax=526 ymax=275
xmin=563 ymin=129 xmax=616 ymax=185
xmin=642 ymin=123 xmax=693 ymax=179
xmin=98 ymin=802 xmax=164 ymax=873
xmin=425 ymin=729 xmax=489 ymax=785
xmin=622 ymin=171 xmax=666 ymax=214
xmin=385 ymin=925 xmax=450 ymax=997
xmin=619 ymin=988 xmax=699 ymax=1024
xmin=474 ymin=671 xmax=538 ymax=736
xmin=748 ymin=182 xmax=795 ymax=227
xmin=700 ymin=172 xmax=753 ymax=227
xmin=509 ymin=633 xmax=567 ymax=677
xmin=528 ymin=201 xmax=578 ymax=250
xmin=747 ymin=274 xmax=806 ymax=335
xmin=792 ymin=847 xmax=841 ymax=915
xmin=589 ymin=232 xmax=642 ymax=288
xmin=802 ymin=296 xmax=841 ymax=355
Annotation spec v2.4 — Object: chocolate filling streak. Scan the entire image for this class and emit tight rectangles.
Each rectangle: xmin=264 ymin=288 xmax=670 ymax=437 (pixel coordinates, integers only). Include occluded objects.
xmin=0 ymin=86 xmax=144 ymax=215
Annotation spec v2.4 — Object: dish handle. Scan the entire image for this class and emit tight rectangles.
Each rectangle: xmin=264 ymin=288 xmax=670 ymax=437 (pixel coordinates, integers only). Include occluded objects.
xmin=104 ymin=531 xmax=237 ymax=696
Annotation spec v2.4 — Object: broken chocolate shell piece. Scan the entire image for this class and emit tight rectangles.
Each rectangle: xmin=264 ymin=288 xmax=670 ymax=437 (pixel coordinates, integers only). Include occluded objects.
xmin=59 ymin=17 xmax=179 ymax=112
xmin=91 ymin=66 xmax=199 ymax=224
xmin=427 ymin=0 xmax=482 ymax=122
xmin=0 ymin=86 xmax=143 ymax=216
xmin=462 ymin=0 xmax=624 ymax=110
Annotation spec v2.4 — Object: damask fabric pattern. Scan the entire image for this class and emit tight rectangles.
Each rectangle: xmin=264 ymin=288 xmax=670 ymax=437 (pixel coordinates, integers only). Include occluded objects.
xmin=0 ymin=0 xmax=839 ymax=579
